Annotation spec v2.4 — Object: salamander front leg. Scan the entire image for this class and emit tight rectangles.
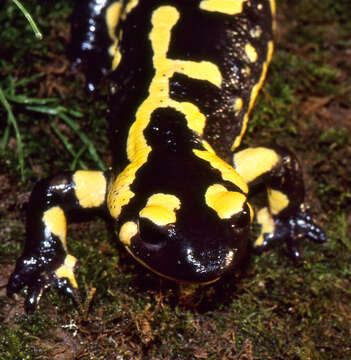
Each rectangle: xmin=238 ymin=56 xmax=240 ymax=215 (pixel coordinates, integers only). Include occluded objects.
xmin=233 ymin=147 xmax=326 ymax=262
xmin=7 ymin=171 xmax=108 ymax=312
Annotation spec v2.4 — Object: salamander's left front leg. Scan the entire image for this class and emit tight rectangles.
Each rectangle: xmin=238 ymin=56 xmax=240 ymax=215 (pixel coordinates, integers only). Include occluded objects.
xmin=233 ymin=147 xmax=326 ymax=261
xmin=7 ymin=170 xmax=108 ymax=312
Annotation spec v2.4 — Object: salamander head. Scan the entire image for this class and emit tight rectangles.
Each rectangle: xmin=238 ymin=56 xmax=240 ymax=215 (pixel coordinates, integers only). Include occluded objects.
xmin=114 ymin=108 xmax=252 ymax=283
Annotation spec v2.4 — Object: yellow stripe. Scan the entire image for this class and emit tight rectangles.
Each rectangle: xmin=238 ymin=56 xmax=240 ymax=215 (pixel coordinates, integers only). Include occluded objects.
xmin=106 ymin=1 xmax=123 ymax=68
xmin=106 ymin=1 xmax=123 ymax=42
xmin=127 ymin=6 xmax=222 ymax=161
xmin=108 ymin=6 xmax=222 ymax=218
xmin=232 ymin=40 xmax=274 ymax=150
xmin=193 ymin=148 xmax=248 ymax=193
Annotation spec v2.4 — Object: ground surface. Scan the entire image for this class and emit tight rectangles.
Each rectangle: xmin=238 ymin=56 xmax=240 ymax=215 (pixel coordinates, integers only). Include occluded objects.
xmin=1 ymin=0 xmax=350 ymax=359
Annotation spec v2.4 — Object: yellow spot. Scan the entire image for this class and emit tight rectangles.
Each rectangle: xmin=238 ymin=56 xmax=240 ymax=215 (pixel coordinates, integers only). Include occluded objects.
xmin=255 ymin=207 xmax=274 ymax=246
xmin=200 ymin=0 xmax=245 ymax=15
xmin=108 ymin=6 xmax=222 ymax=218
xmin=73 ymin=171 xmax=107 ymax=208
xmin=232 ymin=41 xmax=274 ymax=149
xmin=245 ymin=43 xmax=258 ymax=62
xmin=139 ymin=193 xmax=181 ymax=226
xmin=193 ymin=148 xmax=248 ymax=194
xmin=205 ymin=184 xmax=246 ymax=219
xmin=268 ymin=188 xmax=289 ymax=215
xmin=233 ymin=97 xmax=243 ymax=115
xmin=55 ymin=254 xmax=78 ymax=288
xmin=119 ymin=221 xmax=138 ymax=246
xmin=233 ymin=147 xmax=280 ymax=184
xmin=43 ymin=207 xmax=67 ymax=248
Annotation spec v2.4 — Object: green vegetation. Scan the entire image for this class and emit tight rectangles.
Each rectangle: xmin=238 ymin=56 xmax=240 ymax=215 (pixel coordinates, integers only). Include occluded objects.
xmin=0 ymin=0 xmax=350 ymax=358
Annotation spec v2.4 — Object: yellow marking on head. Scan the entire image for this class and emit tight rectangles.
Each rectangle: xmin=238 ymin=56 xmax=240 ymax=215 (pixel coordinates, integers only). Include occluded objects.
xmin=245 ymin=43 xmax=258 ymax=62
xmin=268 ymin=188 xmax=289 ymax=215
xmin=108 ymin=6 xmax=223 ymax=218
xmin=193 ymin=148 xmax=248 ymax=193
xmin=55 ymin=254 xmax=78 ymax=288
xmin=205 ymin=184 xmax=246 ymax=219
xmin=106 ymin=1 xmax=123 ymax=68
xmin=73 ymin=170 xmax=106 ymax=208
xmin=255 ymin=207 xmax=274 ymax=247
xmin=233 ymin=147 xmax=280 ymax=184
xmin=43 ymin=206 xmax=67 ymax=248
xmin=139 ymin=193 xmax=181 ymax=226
xmin=232 ymin=41 xmax=274 ymax=150
xmin=233 ymin=97 xmax=243 ymax=115
xmin=199 ymin=0 xmax=245 ymax=15
xmin=119 ymin=221 xmax=138 ymax=246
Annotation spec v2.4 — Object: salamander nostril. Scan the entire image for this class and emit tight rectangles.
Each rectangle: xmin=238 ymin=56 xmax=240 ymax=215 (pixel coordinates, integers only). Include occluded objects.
xmin=139 ymin=218 xmax=167 ymax=246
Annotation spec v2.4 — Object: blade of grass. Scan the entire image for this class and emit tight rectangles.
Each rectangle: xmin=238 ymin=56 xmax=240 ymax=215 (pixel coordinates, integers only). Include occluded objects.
xmin=11 ymin=0 xmax=43 ymax=40
xmin=6 ymin=94 xmax=58 ymax=105
xmin=51 ymin=125 xmax=88 ymax=170
xmin=26 ymin=105 xmax=103 ymax=169
xmin=1 ymin=124 xmax=11 ymax=151
xmin=71 ymin=146 xmax=88 ymax=171
xmin=58 ymin=112 xmax=106 ymax=171
xmin=13 ymin=73 xmax=45 ymax=88
xmin=0 ymin=86 xmax=25 ymax=181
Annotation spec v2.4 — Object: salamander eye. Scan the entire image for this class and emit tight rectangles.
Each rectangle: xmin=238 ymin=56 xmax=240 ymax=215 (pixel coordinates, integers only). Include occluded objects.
xmin=139 ymin=217 xmax=167 ymax=246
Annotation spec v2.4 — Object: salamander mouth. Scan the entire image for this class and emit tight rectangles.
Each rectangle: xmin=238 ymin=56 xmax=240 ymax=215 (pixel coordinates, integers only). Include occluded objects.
xmin=126 ymin=232 xmax=240 ymax=283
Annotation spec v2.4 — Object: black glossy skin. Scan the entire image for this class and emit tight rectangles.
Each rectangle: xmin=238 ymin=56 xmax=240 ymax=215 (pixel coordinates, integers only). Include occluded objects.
xmin=7 ymin=0 xmax=326 ymax=312
xmin=105 ymin=0 xmax=272 ymax=282
xmin=70 ymin=0 xmax=113 ymax=91
xmin=119 ymin=109 xmax=251 ymax=283
xmin=108 ymin=0 xmax=274 ymax=165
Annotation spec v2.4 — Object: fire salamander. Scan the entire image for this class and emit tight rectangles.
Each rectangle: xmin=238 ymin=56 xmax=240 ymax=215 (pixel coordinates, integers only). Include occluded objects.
xmin=8 ymin=0 xmax=326 ymax=312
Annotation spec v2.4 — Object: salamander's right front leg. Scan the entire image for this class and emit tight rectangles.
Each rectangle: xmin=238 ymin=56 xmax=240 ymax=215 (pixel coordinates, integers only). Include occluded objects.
xmin=7 ymin=171 xmax=108 ymax=312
